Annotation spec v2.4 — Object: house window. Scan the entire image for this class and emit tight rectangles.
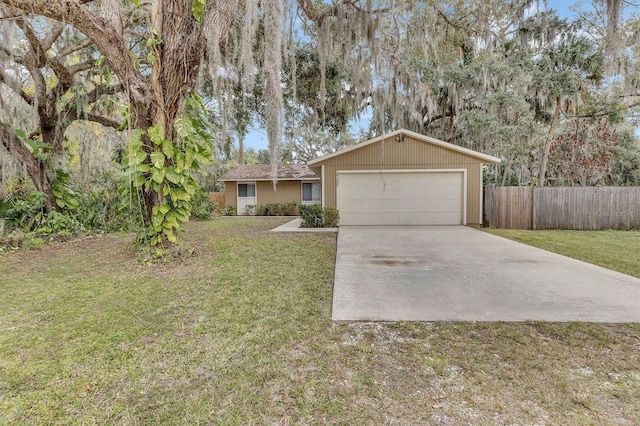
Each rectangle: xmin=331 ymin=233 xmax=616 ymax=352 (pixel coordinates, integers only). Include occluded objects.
xmin=302 ymin=182 xmax=321 ymax=204
xmin=238 ymin=183 xmax=255 ymax=198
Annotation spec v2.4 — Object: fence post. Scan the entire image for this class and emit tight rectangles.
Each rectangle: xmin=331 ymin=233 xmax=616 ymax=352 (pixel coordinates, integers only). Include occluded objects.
xmin=531 ymin=186 xmax=536 ymax=230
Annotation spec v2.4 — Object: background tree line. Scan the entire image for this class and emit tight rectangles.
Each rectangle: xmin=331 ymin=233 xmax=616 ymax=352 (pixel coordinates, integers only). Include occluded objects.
xmin=0 ymin=0 xmax=638 ymax=247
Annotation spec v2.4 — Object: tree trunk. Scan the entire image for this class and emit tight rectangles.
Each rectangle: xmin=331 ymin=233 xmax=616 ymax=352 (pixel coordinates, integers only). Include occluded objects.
xmin=238 ymin=133 xmax=244 ymax=164
xmin=2 ymin=0 xmax=238 ymax=226
xmin=501 ymin=156 xmax=513 ymax=186
xmin=538 ymin=96 xmax=561 ymax=187
xmin=0 ymin=126 xmax=57 ymax=212
xmin=448 ymin=105 xmax=455 ymax=141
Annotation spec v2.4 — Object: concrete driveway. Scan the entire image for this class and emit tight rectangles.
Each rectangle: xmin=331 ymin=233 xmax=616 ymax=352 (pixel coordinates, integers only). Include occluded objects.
xmin=332 ymin=226 xmax=640 ymax=321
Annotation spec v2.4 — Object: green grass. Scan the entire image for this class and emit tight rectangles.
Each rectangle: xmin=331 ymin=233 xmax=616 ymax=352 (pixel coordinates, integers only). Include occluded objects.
xmin=1 ymin=218 xmax=640 ymax=424
xmin=482 ymin=228 xmax=640 ymax=278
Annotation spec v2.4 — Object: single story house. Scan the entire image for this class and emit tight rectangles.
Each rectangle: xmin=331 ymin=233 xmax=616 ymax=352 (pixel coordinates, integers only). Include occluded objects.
xmin=306 ymin=128 xmax=500 ymax=226
xmin=220 ymin=129 xmax=500 ymax=224
xmin=219 ymin=164 xmax=321 ymax=214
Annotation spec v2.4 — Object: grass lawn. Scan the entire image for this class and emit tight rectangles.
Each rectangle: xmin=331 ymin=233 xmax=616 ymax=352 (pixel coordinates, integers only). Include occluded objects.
xmin=483 ymin=228 xmax=640 ymax=278
xmin=1 ymin=218 xmax=640 ymax=424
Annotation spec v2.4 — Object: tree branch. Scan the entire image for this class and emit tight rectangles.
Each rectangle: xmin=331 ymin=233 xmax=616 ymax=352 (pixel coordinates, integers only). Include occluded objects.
xmin=62 ymin=108 xmax=121 ymax=129
xmin=43 ymin=22 xmax=64 ymax=51
xmin=20 ymin=48 xmax=47 ymax=102
xmin=15 ymin=16 xmax=47 ymax=68
xmin=68 ymin=60 xmax=95 ymax=75
xmin=47 ymin=58 xmax=75 ymax=91
xmin=55 ymin=38 xmax=93 ymax=58
xmin=341 ymin=0 xmax=390 ymax=15
xmin=298 ymin=0 xmax=389 ymax=23
xmin=84 ymin=82 xmax=123 ymax=104
xmin=0 ymin=125 xmax=42 ymax=177
xmin=0 ymin=43 xmax=27 ymax=66
xmin=1 ymin=0 xmax=150 ymax=107
xmin=0 ymin=68 xmax=34 ymax=104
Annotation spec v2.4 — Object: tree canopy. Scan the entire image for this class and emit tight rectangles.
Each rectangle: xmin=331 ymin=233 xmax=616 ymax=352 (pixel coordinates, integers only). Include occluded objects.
xmin=1 ymin=0 xmax=639 ymax=245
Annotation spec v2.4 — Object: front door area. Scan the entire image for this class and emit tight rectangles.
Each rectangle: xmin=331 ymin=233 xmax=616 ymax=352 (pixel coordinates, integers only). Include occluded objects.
xmin=237 ymin=182 xmax=256 ymax=215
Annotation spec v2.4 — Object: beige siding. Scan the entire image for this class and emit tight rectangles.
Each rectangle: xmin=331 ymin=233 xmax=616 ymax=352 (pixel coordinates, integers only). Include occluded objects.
xmin=223 ymin=180 xmax=304 ymax=214
xmin=313 ymin=135 xmax=484 ymax=224
xmin=224 ymin=182 xmax=238 ymax=210
xmin=256 ymin=181 xmax=302 ymax=206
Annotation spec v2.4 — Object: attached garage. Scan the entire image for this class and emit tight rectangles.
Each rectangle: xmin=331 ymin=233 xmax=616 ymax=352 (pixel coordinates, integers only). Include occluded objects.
xmin=337 ymin=170 xmax=465 ymax=225
xmin=307 ymin=129 xmax=500 ymax=226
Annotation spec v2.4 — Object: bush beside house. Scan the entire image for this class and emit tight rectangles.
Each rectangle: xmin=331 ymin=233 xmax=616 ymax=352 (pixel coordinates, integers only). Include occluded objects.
xmin=242 ymin=202 xmax=298 ymax=216
xmin=299 ymin=205 xmax=339 ymax=228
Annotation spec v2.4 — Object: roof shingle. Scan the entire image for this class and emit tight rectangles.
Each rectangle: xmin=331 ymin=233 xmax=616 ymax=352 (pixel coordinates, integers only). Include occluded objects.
xmin=219 ymin=164 xmax=320 ymax=181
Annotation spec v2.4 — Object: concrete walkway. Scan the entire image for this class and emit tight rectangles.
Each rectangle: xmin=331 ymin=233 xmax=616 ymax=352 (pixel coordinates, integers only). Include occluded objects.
xmin=332 ymin=226 xmax=640 ymax=322
xmin=270 ymin=218 xmax=338 ymax=233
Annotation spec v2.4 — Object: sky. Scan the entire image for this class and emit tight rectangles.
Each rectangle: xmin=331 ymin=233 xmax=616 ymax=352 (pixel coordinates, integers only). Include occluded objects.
xmin=240 ymin=0 xmax=606 ymax=152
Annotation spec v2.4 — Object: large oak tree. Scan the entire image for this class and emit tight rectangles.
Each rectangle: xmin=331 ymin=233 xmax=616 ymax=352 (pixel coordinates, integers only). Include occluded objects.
xmin=0 ymin=7 xmax=122 ymax=211
xmin=0 ymin=0 xmax=386 ymax=242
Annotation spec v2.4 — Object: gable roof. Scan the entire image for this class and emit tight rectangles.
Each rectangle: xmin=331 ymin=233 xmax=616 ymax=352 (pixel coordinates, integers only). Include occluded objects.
xmin=307 ymin=128 xmax=501 ymax=165
xmin=218 ymin=164 xmax=320 ymax=181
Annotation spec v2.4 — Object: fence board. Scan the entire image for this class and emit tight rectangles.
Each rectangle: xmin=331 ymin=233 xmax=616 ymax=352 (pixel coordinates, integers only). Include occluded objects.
xmin=483 ymin=186 xmax=533 ymax=229
xmin=208 ymin=192 xmax=226 ymax=209
xmin=484 ymin=186 xmax=640 ymax=230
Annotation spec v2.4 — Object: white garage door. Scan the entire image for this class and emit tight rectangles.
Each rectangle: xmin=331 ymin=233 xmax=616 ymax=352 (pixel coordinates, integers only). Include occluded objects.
xmin=336 ymin=171 xmax=464 ymax=225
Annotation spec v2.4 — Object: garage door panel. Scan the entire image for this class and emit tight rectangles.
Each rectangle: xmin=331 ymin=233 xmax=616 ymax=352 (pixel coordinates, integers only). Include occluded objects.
xmin=337 ymin=171 xmax=463 ymax=225
xmin=367 ymin=212 xmax=386 ymax=223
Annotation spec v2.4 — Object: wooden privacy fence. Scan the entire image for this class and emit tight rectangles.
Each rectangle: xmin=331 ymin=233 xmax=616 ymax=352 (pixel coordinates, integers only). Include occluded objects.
xmin=208 ymin=192 xmax=226 ymax=209
xmin=483 ymin=186 xmax=640 ymax=230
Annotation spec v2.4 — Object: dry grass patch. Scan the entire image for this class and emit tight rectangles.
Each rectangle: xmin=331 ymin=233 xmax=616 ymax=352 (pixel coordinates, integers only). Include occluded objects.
xmin=1 ymin=218 xmax=639 ymax=424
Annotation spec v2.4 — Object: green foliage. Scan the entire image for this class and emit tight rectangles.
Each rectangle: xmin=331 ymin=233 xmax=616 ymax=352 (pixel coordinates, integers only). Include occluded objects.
xmin=219 ymin=205 xmax=236 ymax=216
xmin=299 ymin=204 xmax=339 ymax=228
xmin=0 ymin=186 xmax=84 ymax=250
xmin=256 ymin=202 xmax=298 ymax=216
xmin=323 ymin=207 xmax=339 ymax=227
xmin=35 ymin=211 xmax=81 ymax=237
xmin=14 ymin=128 xmax=52 ymax=162
xmin=283 ymin=42 xmax=352 ymax=135
xmin=194 ymin=161 xmax=231 ymax=193
xmin=74 ymin=171 xmax=140 ymax=232
xmin=0 ymin=171 xmax=139 ymax=251
xmin=191 ymin=0 xmax=207 ymax=23
xmin=51 ymin=170 xmax=79 ymax=209
xmin=0 ymin=179 xmax=49 ymax=233
xmin=190 ymin=189 xmax=216 ymax=219
xmin=612 ymin=131 xmax=640 ymax=185
xmin=124 ymin=94 xmax=214 ymax=246
xmin=12 ymin=130 xmax=80 ymax=212
xmin=299 ymin=204 xmax=323 ymax=227
xmin=242 ymin=204 xmax=257 ymax=216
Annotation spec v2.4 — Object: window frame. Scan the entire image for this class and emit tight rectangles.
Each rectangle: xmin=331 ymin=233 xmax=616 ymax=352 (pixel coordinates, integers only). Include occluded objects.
xmin=237 ymin=182 xmax=256 ymax=198
xmin=301 ymin=181 xmax=321 ymax=205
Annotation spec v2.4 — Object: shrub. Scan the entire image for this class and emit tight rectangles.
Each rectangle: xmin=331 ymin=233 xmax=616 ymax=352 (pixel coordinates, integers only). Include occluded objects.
xmin=1 ymin=190 xmax=47 ymax=231
xmin=263 ymin=203 xmax=277 ymax=216
xmin=284 ymin=202 xmax=298 ymax=216
xmin=73 ymin=172 xmax=138 ymax=232
xmin=190 ymin=189 xmax=216 ymax=219
xmin=255 ymin=202 xmax=298 ymax=216
xmin=35 ymin=211 xmax=81 ymax=237
xmin=299 ymin=204 xmax=323 ymax=227
xmin=243 ymin=204 xmax=257 ymax=216
xmin=0 ymin=172 xmax=141 ymax=250
xmin=299 ymin=204 xmax=339 ymax=227
xmin=323 ymin=207 xmax=339 ymax=227
xmin=219 ymin=205 xmax=236 ymax=216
